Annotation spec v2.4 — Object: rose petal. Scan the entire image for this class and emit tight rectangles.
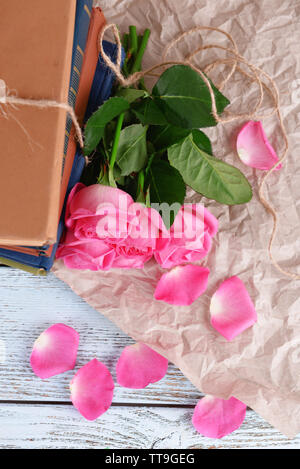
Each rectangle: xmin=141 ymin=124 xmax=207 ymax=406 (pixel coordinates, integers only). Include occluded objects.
xmin=237 ymin=121 xmax=282 ymax=170
xmin=172 ymin=204 xmax=218 ymax=240
xmin=116 ymin=343 xmax=168 ymax=389
xmin=65 ymin=183 xmax=86 ymax=228
xmin=192 ymin=396 xmax=247 ymax=439
xmin=67 ymin=183 xmax=133 ymax=223
xmin=210 ymin=276 xmax=257 ymax=341
xmin=30 ymin=324 xmax=79 ymax=379
xmin=57 ymin=234 xmax=116 ymax=271
xmin=154 ymin=265 xmax=210 ymax=306
xmin=128 ymin=204 xmax=160 ymax=244
xmin=70 ymin=359 xmax=114 ymax=421
xmin=155 ymin=204 xmax=218 ymax=269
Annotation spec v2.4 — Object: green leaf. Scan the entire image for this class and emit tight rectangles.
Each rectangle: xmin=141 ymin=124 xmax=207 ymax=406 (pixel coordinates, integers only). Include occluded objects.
xmin=116 ymin=124 xmax=148 ymax=176
xmin=116 ymin=88 xmax=147 ymax=103
xmin=168 ymin=134 xmax=252 ymax=205
xmin=147 ymin=159 xmax=186 ymax=227
xmin=152 ymin=65 xmax=230 ymax=129
xmin=191 ymin=129 xmax=212 ymax=155
xmin=132 ymin=98 xmax=168 ymax=125
xmin=149 ymin=124 xmax=191 ymax=151
xmin=103 ymin=120 xmax=117 ymax=155
xmin=84 ymin=97 xmax=129 ymax=155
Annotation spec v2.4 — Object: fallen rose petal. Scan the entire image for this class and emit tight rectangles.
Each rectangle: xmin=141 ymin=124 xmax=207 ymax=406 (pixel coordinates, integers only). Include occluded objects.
xmin=70 ymin=359 xmax=114 ymax=421
xmin=210 ymin=276 xmax=257 ymax=341
xmin=30 ymin=324 xmax=79 ymax=379
xmin=154 ymin=264 xmax=210 ymax=306
xmin=116 ymin=343 xmax=168 ymax=389
xmin=237 ymin=121 xmax=281 ymax=170
xmin=192 ymin=396 xmax=247 ymax=439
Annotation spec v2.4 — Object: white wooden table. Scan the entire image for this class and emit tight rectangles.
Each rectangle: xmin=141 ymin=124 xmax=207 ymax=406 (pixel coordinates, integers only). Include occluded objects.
xmin=0 ymin=266 xmax=299 ymax=449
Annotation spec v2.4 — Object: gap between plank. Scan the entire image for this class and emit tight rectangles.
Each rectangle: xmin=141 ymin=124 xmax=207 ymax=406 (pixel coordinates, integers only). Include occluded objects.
xmin=0 ymin=400 xmax=195 ymax=408
xmin=0 ymin=400 xmax=253 ymax=411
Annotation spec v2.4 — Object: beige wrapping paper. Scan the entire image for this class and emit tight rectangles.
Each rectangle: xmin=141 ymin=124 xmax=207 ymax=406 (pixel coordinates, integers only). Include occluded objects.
xmin=53 ymin=0 xmax=300 ymax=437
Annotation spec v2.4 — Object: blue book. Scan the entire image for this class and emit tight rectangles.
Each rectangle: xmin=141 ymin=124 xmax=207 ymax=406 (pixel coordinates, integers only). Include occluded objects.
xmin=63 ymin=0 xmax=93 ymax=157
xmin=85 ymin=40 xmax=126 ymax=119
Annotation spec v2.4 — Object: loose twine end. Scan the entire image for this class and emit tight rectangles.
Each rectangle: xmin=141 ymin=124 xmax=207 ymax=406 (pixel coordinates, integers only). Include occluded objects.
xmin=98 ymin=23 xmax=299 ymax=281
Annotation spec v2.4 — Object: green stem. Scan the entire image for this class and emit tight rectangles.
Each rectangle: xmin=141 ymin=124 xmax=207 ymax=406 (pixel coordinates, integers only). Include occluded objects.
xmin=110 ymin=113 xmax=125 ymax=172
xmin=122 ymin=33 xmax=129 ymax=51
xmin=108 ymin=167 xmax=117 ymax=188
xmin=145 ymin=152 xmax=156 ymax=177
xmin=138 ymin=79 xmax=149 ymax=92
xmin=129 ymin=26 xmax=138 ymax=56
xmin=137 ymin=170 xmax=145 ymax=193
xmin=122 ymin=52 xmax=132 ymax=78
xmin=131 ymin=29 xmax=151 ymax=74
xmin=137 ymin=34 xmax=143 ymax=51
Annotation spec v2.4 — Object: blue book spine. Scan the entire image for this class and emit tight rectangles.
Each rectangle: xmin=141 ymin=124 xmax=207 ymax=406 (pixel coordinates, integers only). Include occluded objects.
xmin=85 ymin=41 xmax=125 ymax=121
xmin=63 ymin=0 xmax=93 ymax=157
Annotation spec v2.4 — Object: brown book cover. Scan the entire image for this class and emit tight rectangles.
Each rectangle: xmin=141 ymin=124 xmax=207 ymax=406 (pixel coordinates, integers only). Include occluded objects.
xmin=0 ymin=7 xmax=107 ymax=263
xmin=0 ymin=0 xmax=76 ymax=246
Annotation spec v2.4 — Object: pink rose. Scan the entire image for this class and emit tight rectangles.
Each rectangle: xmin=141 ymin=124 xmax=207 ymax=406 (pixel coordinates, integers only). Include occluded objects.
xmin=57 ymin=183 xmax=218 ymax=272
xmin=154 ymin=204 xmax=218 ymax=269
xmin=57 ymin=183 xmax=162 ymax=271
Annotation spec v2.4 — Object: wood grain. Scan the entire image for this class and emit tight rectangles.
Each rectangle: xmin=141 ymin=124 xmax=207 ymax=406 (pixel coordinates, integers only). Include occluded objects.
xmin=0 ymin=266 xmax=299 ymax=449
xmin=1 ymin=403 xmax=299 ymax=449
xmin=0 ymin=268 xmax=200 ymax=404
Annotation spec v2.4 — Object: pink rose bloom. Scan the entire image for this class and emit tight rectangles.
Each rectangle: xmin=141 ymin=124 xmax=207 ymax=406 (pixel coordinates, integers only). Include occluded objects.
xmin=154 ymin=204 xmax=218 ymax=269
xmin=56 ymin=183 xmax=163 ymax=271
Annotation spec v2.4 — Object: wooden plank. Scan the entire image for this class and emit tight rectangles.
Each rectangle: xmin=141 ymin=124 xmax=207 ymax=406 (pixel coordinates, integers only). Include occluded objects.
xmin=0 ymin=267 xmax=201 ymax=404
xmin=0 ymin=403 xmax=299 ymax=449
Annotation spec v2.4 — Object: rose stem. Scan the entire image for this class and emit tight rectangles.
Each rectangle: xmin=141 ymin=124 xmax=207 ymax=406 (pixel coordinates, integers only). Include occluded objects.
xmin=121 ymin=33 xmax=130 ymax=76
xmin=131 ymin=29 xmax=151 ymax=75
xmin=137 ymin=170 xmax=145 ymax=196
xmin=145 ymin=152 xmax=156 ymax=177
xmin=129 ymin=25 xmax=138 ymax=58
xmin=109 ymin=112 xmax=125 ymax=173
xmin=122 ymin=33 xmax=129 ymax=51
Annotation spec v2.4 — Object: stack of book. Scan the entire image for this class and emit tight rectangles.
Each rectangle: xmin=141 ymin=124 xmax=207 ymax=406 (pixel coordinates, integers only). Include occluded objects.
xmin=0 ymin=0 xmax=120 ymax=275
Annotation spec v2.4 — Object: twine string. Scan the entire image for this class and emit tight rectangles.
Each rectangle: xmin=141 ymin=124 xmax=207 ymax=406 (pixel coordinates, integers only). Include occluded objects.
xmin=0 ymin=79 xmax=84 ymax=149
xmin=98 ymin=23 xmax=299 ymax=280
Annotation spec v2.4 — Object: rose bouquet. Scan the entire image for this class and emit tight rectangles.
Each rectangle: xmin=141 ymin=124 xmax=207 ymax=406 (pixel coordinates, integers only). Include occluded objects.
xmin=57 ymin=25 xmax=253 ymax=282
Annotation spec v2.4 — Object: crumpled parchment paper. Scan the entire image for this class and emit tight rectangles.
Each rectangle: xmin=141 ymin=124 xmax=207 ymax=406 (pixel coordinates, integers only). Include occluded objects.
xmin=53 ymin=0 xmax=300 ymax=438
